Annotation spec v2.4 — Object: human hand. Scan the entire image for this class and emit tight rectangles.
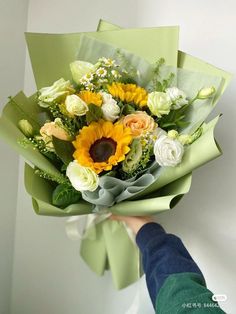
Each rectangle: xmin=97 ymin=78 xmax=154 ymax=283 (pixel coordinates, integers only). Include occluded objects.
xmin=110 ymin=215 xmax=154 ymax=235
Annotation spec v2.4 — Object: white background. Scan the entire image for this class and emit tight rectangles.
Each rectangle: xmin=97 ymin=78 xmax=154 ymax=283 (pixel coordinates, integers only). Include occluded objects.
xmin=0 ymin=0 xmax=236 ymax=313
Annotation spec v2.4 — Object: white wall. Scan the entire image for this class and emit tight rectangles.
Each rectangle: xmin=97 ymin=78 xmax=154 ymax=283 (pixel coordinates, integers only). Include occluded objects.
xmin=7 ymin=0 xmax=236 ymax=313
xmin=0 ymin=1 xmax=28 ymax=314
xmin=136 ymin=1 xmax=236 ymax=313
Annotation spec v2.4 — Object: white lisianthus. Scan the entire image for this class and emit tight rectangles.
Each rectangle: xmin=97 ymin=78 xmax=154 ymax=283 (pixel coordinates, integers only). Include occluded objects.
xmin=66 ymin=161 xmax=99 ymax=192
xmin=166 ymin=87 xmax=188 ymax=109
xmin=147 ymin=92 xmax=172 ymax=117
xmin=154 ymin=135 xmax=184 ymax=167
xmin=197 ymin=86 xmax=216 ymax=99
xmin=70 ymin=61 xmax=95 ymax=84
xmin=38 ymin=78 xmax=75 ymax=105
xmin=65 ymin=94 xmax=88 ymax=116
xmin=100 ymin=92 xmax=120 ymax=122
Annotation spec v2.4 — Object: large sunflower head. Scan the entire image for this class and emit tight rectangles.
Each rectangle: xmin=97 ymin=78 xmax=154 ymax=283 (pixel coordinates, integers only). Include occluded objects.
xmin=107 ymin=82 xmax=148 ymax=107
xmin=73 ymin=120 xmax=132 ymax=174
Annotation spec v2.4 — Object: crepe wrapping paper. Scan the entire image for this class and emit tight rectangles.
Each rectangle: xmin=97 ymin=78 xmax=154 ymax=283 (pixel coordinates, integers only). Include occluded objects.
xmin=25 ymin=25 xmax=179 ymax=89
xmin=0 ymin=21 xmax=232 ymax=289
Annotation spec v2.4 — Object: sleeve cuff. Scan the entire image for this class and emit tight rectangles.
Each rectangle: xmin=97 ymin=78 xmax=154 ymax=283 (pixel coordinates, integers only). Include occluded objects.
xmin=136 ymin=222 xmax=166 ymax=251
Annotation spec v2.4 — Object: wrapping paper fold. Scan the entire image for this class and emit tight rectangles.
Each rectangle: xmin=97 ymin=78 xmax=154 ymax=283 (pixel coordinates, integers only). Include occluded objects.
xmin=0 ymin=20 xmax=232 ymax=289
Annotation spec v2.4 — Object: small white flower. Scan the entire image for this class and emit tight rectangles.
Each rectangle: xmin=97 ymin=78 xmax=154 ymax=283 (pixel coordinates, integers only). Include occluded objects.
xmin=154 ymin=134 xmax=184 ymax=167
xmin=98 ymin=78 xmax=108 ymax=85
xmin=111 ymin=70 xmax=121 ymax=79
xmin=79 ymin=77 xmax=88 ymax=85
xmin=166 ymin=87 xmax=188 ymax=109
xmin=147 ymin=92 xmax=172 ymax=117
xmin=65 ymin=94 xmax=88 ymax=116
xmin=38 ymin=78 xmax=74 ymax=104
xmin=100 ymin=92 xmax=120 ymax=122
xmin=66 ymin=161 xmax=99 ymax=192
xmin=84 ymin=73 xmax=94 ymax=81
xmin=79 ymin=73 xmax=94 ymax=84
xmin=99 ymin=57 xmax=116 ymax=67
xmin=96 ymin=67 xmax=107 ymax=77
xmin=85 ymin=83 xmax=95 ymax=90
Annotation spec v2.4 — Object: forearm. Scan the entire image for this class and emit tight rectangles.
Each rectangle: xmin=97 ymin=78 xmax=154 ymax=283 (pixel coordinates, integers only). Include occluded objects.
xmin=136 ymin=222 xmax=225 ymax=313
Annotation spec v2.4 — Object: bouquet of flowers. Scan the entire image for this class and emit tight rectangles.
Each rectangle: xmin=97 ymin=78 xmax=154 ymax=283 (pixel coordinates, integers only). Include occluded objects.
xmin=0 ymin=20 xmax=231 ymax=289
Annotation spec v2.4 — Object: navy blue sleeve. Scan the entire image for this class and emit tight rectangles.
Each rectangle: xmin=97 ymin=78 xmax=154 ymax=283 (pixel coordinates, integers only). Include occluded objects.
xmin=136 ymin=222 xmax=204 ymax=306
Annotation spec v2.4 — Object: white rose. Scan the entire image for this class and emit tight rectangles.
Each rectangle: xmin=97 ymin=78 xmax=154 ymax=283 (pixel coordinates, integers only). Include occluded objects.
xmin=70 ymin=61 xmax=96 ymax=84
xmin=66 ymin=161 xmax=99 ymax=192
xmin=147 ymin=92 xmax=172 ymax=117
xmin=154 ymin=135 xmax=184 ymax=167
xmin=100 ymin=92 xmax=120 ymax=122
xmin=166 ymin=87 xmax=188 ymax=109
xmin=38 ymin=78 xmax=75 ymax=105
xmin=65 ymin=94 xmax=88 ymax=116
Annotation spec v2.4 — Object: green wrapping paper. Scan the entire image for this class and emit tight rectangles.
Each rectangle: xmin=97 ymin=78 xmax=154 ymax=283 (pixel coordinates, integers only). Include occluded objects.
xmin=80 ymin=219 xmax=142 ymax=289
xmin=25 ymin=26 xmax=179 ymax=89
xmin=0 ymin=20 xmax=232 ymax=289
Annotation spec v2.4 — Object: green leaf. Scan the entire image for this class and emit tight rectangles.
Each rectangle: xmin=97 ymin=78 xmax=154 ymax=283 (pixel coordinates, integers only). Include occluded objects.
xmin=122 ymin=104 xmax=136 ymax=115
xmin=52 ymin=136 xmax=74 ymax=165
xmin=156 ymin=81 xmax=163 ymax=92
xmin=52 ymin=184 xmax=81 ymax=208
xmin=86 ymin=104 xmax=103 ymax=124
xmin=176 ymin=120 xmax=190 ymax=128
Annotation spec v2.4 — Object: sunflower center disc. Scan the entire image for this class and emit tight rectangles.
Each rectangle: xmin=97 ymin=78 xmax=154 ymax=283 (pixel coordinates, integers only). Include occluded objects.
xmin=89 ymin=137 xmax=117 ymax=162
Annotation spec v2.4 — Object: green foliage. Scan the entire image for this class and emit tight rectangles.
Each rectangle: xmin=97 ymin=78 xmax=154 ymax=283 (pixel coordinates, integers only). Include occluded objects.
xmin=47 ymin=103 xmax=77 ymax=136
xmin=35 ymin=168 xmax=69 ymax=185
xmin=86 ymin=104 xmax=103 ymax=124
xmin=114 ymin=49 xmax=137 ymax=81
xmin=52 ymin=183 xmax=81 ymax=208
xmin=121 ymin=104 xmax=136 ymax=115
xmin=52 ymin=136 xmax=74 ymax=165
xmin=150 ymin=58 xmax=175 ymax=92
xmin=158 ymin=104 xmax=190 ymax=131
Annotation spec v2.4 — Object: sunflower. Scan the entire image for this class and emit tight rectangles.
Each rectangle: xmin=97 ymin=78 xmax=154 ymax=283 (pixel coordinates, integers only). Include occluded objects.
xmin=107 ymin=82 xmax=148 ymax=107
xmin=73 ymin=120 xmax=132 ymax=174
xmin=78 ymin=90 xmax=102 ymax=106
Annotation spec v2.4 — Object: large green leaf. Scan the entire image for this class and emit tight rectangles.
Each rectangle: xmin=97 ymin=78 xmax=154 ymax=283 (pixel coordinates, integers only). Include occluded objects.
xmin=52 ymin=183 xmax=81 ymax=208
xmin=52 ymin=136 xmax=74 ymax=165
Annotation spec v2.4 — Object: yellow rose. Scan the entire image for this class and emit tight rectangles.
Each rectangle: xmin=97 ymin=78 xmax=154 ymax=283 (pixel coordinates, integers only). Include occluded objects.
xmin=122 ymin=111 xmax=156 ymax=138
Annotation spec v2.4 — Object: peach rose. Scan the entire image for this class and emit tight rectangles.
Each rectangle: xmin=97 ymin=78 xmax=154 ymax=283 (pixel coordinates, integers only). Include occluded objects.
xmin=122 ymin=111 xmax=156 ymax=138
xmin=40 ymin=118 xmax=71 ymax=150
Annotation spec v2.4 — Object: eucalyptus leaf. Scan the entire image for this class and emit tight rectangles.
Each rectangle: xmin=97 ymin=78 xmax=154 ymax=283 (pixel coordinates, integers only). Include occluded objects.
xmin=52 ymin=136 xmax=74 ymax=165
xmin=52 ymin=183 xmax=82 ymax=208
